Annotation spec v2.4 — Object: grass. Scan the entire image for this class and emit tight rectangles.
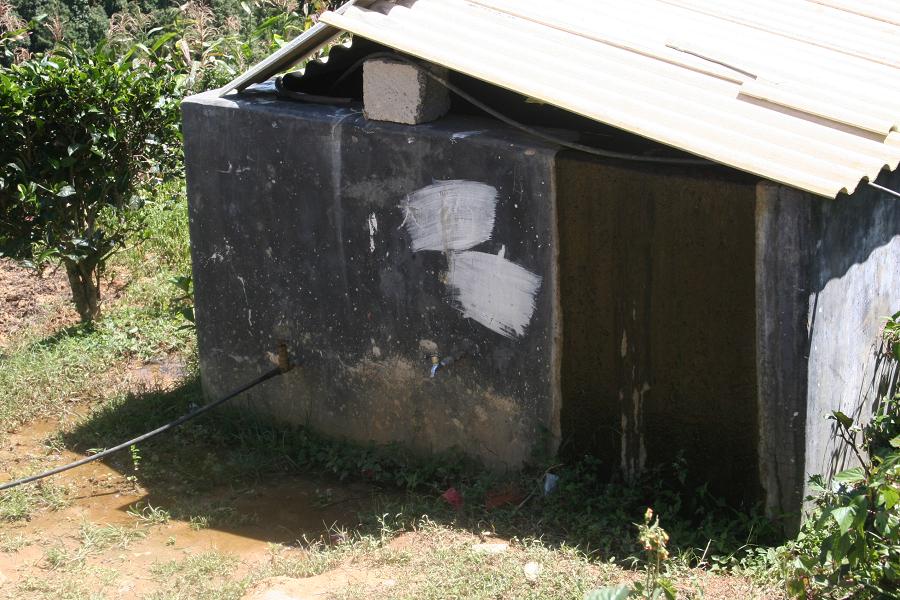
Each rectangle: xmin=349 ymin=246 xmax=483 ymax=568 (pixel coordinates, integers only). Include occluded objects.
xmin=0 ymin=482 xmax=70 ymax=521
xmin=239 ymin=517 xmax=629 ymax=600
xmin=0 ymin=532 xmax=30 ymax=552
xmin=58 ymin=370 xmax=778 ymax=563
xmin=127 ymin=501 xmax=172 ymax=526
xmin=41 ymin=523 xmax=146 ymax=571
xmin=78 ymin=521 xmax=146 ymax=551
xmin=43 ymin=544 xmax=82 ymax=570
xmin=16 ymin=564 xmax=123 ymax=600
xmin=185 ymin=501 xmax=259 ymax=531
xmin=147 ymin=551 xmax=248 ymax=600
xmin=0 ymin=179 xmax=194 ymax=430
xmin=358 ymin=524 xmax=616 ymax=600
xmin=262 ymin=534 xmax=370 ymax=579
xmin=17 ymin=574 xmax=97 ymax=600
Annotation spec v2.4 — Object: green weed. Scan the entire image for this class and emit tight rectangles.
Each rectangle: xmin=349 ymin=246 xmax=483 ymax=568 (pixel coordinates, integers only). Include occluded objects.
xmin=43 ymin=544 xmax=82 ymax=570
xmin=78 ymin=521 xmax=146 ymax=552
xmin=263 ymin=540 xmax=353 ymax=579
xmin=17 ymin=573 xmax=94 ymax=599
xmin=182 ymin=501 xmax=258 ymax=531
xmin=0 ymin=482 xmax=69 ymax=521
xmin=781 ymin=399 xmax=900 ymax=598
xmin=0 ymin=532 xmax=29 ymax=552
xmin=127 ymin=501 xmax=171 ymax=525
xmin=147 ymin=551 xmax=248 ymax=600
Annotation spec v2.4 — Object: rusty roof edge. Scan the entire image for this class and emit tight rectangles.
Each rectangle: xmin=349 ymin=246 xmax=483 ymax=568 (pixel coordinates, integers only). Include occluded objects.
xmin=216 ymin=0 xmax=377 ymax=97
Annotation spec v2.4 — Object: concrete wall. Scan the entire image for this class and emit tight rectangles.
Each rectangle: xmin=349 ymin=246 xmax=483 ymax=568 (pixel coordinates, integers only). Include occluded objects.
xmin=756 ymin=173 xmax=900 ymax=520
xmin=555 ymin=153 xmax=761 ymax=502
xmin=182 ymin=92 xmax=562 ymax=468
xmin=182 ymin=90 xmax=900 ymax=519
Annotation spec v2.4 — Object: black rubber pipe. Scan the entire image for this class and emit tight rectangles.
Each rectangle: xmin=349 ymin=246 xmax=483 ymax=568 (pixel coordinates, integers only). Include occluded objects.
xmin=0 ymin=347 xmax=293 ymax=491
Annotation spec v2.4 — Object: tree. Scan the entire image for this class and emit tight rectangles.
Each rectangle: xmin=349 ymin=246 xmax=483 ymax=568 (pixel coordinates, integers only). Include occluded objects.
xmin=0 ymin=42 xmax=181 ymax=321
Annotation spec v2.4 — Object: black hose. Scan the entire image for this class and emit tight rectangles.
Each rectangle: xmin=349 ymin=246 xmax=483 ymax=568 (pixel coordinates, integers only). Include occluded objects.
xmin=0 ymin=356 xmax=292 ymax=491
xmin=274 ymin=75 xmax=353 ymax=105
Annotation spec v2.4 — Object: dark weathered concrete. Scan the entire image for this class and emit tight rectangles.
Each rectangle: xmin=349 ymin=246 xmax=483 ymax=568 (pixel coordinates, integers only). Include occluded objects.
xmin=555 ymin=153 xmax=760 ymax=502
xmin=756 ymin=172 xmax=900 ymax=523
xmin=182 ymin=87 xmax=900 ymax=519
xmin=182 ymin=91 xmax=561 ymax=468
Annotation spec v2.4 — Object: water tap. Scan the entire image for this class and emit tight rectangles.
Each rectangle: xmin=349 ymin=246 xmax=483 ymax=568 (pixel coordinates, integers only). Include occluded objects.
xmin=429 ymin=342 xmax=473 ymax=378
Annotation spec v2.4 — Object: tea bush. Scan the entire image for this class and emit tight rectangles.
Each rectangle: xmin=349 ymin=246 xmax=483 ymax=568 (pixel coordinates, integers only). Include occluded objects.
xmin=0 ymin=42 xmax=181 ymax=320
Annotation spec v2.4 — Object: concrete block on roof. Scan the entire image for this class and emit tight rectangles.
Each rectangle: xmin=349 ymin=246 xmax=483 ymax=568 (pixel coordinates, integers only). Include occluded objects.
xmin=363 ymin=57 xmax=450 ymax=125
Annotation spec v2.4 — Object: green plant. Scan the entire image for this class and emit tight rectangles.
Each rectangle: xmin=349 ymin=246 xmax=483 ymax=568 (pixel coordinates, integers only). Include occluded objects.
xmin=784 ymin=403 xmax=900 ymax=598
xmin=0 ymin=481 xmax=69 ymax=521
xmin=129 ymin=443 xmax=141 ymax=471
xmin=0 ymin=532 xmax=29 ymax=552
xmin=0 ymin=41 xmax=181 ymax=321
xmin=127 ymin=501 xmax=171 ymax=525
xmin=586 ymin=508 xmax=676 ymax=600
xmin=44 ymin=544 xmax=77 ymax=570
xmin=169 ymin=274 xmax=195 ymax=328
xmin=884 ymin=310 xmax=900 ymax=361
xmin=147 ymin=550 xmax=247 ymax=600
xmin=633 ymin=508 xmax=676 ymax=599
xmin=78 ymin=521 xmax=146 ymax=552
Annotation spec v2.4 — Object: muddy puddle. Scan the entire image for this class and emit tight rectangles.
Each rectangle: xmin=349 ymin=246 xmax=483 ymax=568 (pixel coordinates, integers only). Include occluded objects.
xmin=0 ymin=413 xmax=390 ymax=591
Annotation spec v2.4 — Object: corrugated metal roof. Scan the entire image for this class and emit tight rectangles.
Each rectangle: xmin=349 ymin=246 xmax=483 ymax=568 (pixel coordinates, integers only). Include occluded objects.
xmin=311 ymin=0 xmax=900 ymax=198
xmin=220 ymin=0 xmax=375 ymax=94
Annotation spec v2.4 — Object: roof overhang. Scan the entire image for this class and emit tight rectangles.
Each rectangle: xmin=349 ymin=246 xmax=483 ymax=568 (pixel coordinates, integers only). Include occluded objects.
xmin=224 ymin=0 xmax=900 ymax=198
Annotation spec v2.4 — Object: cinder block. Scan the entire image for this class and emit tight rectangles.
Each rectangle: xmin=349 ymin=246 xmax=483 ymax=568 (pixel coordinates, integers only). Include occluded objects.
xmin=363 ymin=57 xmax=450 ymax=125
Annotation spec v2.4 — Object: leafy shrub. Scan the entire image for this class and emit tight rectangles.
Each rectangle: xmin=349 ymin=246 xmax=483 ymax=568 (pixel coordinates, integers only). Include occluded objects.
xmin=0 ymin=42 xmax=181 ymax=320
xmin=784 ymin=400 xmax=900 ymax=598
xmin=6 ymin=0 xmax=333 ymax=92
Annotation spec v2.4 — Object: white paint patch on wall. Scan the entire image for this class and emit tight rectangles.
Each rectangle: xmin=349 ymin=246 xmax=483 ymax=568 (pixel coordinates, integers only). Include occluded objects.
xmin=447 ymin=251 xmax=542 ymax=339
xmin=402 ymin=180 xmax=497 ymax=253
xmin=367 ymin=212 xmax=378 ymax=253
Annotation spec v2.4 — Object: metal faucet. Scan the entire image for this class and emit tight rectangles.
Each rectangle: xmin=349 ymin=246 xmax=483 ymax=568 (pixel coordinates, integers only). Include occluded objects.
xmin=429 ymin=342 xmax=473 ymax=378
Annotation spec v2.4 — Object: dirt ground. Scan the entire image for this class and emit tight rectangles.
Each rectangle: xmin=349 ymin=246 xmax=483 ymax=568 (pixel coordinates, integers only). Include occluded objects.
xmin=0 ymin=260 xmax=411 ymax=598
xmin=0 ymin=259 xmax=74 ymax=348
xmin=0 ymin=409 xmax=389 ymax=598
xmin=0 ymin=260 xmax=378 ymax=597
xmin=0 ymin=408 xmax=777 ymax=599
xmin=0 ymin=259 xmax=128 ymax=349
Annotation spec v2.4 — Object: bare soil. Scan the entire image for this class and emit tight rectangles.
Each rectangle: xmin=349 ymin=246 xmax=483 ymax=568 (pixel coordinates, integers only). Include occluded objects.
xmin=0 ymin=259 xmax=74 ymax=348
xmin=0 ymin=259 xmax=128 ymax=349
xmin=0 ymin=262 xmax=381 ymax=597
xmin=0 ymin=409 xmax=381 ymax=598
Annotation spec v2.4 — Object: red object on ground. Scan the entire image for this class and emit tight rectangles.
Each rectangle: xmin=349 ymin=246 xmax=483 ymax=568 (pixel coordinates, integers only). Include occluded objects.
xmin=441 ymin=487 xmax=464 ymax=510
